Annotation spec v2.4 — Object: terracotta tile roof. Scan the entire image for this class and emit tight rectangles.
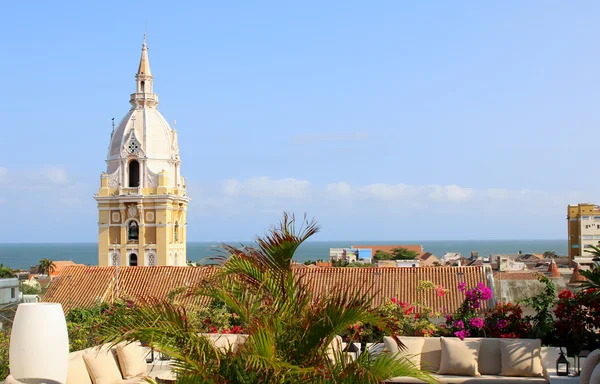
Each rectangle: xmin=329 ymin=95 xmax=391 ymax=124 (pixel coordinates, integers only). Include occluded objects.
xmin=569 ymin=264 xmax=587 ymax=285
xmin=43 ymin=266 xmax=489 ymax=314
xmin=43 ymin=266 xmax=217 ymax=313
xmin=548 ymin=259 xmax=561 ymax=278
xmin=352 ymin=245 xmax=423 ymax=254
xmin=50 ymin=260 xmax=86 ymax=278
xmin=493 ymin=271 xmax=540 ymax=281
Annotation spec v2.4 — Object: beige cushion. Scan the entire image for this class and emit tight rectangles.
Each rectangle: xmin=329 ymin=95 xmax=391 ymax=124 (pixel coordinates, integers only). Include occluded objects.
xmin=499 ymin=339 xmax=543 ymax=377
xmin=202 ymin=333 xmax=246 ymax=354
xmin=385 ymin=336 xmax=425 ymax=370
xmin=386 ymin=374 xmax=548 ymax=383
xmin=83 ymin=345 xmax=124 ymax=384
xmin=437 ymin=337 xmax=481 ymax=376
xmin=326 ymin=335 xmax=343 ymax=364
xmin=478 ymin=338 xmax=501 ymax=375
xmin=115 ymin=342 xmax=148 ymax=379
xmin=581 ymin=349 xmax=600 ymax=384
xmin=67 ymin=353 xmax=93 ymax=384
xmin=590 ymin=363 xmax=600 ymax=384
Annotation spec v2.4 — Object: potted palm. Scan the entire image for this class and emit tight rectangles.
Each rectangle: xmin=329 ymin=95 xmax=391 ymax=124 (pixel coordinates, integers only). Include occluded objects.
xmin=100 ymin=213 xmax=434 ymax=383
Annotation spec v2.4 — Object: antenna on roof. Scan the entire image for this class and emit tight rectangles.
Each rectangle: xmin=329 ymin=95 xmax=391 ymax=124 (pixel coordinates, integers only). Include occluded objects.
xmin=111 ymin=118 xmax=115 ymax=135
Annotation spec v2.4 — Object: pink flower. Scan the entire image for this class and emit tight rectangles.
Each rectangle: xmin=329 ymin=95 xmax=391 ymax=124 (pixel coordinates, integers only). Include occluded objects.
xmin=470 ymin=317 xmax=484 ymax=329
xmin=454 ymin=320 xmax=465 ymax=329
xmin=497 ymin=320 xmax=508 ymax=329
xmin=390 ymin=297 xmax=397 ymax=304
xmin=458 ymin=282 xmax=467 ymax=292
xmin=454 ymin=330 xmax=470 ymax=340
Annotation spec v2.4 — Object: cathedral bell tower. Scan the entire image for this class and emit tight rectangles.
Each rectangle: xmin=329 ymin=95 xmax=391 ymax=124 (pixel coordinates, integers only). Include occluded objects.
xmin=94 ymin=36 xmax=189 ymax=267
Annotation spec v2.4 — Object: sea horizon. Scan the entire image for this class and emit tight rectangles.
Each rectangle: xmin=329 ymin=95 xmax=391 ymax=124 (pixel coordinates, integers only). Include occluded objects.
xmin=0 ymin=239 xmax=568 ymax=270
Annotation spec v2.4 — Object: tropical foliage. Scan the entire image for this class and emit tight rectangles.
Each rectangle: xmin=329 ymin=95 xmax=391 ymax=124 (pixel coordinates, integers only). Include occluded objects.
xmin=373 ymin=248 xmax=418 ymax=261
xmin=37 ymin=258 xmax=56 ymax=277
xmin=0 ymin=331 xmax=9 ymax=379
xmin=0 ymin=264 xmax=13 ymax=278
xmin=519 ymin=274 xmax=556 ymax=342
xmin=99 ymin=213 xmax=434 ymax=384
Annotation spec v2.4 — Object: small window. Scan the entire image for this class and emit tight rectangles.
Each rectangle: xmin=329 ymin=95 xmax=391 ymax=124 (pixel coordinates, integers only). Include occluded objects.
xmin=572 ymin=244 xmax=580 ymax=248
xmin=10 ymin=287 xmax=16 ymax=299
xmin=595 ymin=216 xmax=600 ymax=220
xmin=583 ymin=216 xmax=590 ymax=220
xmin=584 ymin=244 xmax=593 ymax=248
xmin=129 ymin=253 xmax=138 ymax=266
xmin=583 ymin=235 xmax=593 ymax=240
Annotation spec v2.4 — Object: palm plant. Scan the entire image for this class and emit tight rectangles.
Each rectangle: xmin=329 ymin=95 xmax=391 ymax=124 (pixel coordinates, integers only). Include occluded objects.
xmin=37 ymin=258 xmax=56 ymax=277
xmin=582 ymin=246 xmax=600 ymax=297
xmin=0 ymin=264 xmax=13 ymax=278
xmin=100 ymin=213 xmax=434 ymax=383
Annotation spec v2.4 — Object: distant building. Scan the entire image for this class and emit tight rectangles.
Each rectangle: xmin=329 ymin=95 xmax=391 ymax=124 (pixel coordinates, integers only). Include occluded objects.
xmin=496 ymin=255 xmax=526 ymax=272
xmin=0 ymin=278 xmax=19 ymax=305
xmin=567 ymin=203 xmax=600 ymax=265
xmin=442 ymin=252 xmax=461 ymax=263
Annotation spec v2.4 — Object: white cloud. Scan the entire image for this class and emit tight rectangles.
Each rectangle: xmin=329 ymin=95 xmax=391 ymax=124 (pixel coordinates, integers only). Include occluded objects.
xmin=42 ymin=166 xmax=68 ymax=184
xmin=290 ymin=131 xmax=369 ymax=145
xmin=429 ymin=184 xmax=473 ymax=202
xmin=222 ymin=177 xmax=311 ymax=200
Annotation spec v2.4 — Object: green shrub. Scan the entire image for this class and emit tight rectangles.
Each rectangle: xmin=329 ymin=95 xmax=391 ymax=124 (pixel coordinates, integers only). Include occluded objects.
xmin=0 ymin=330 xmax=9 ymax=379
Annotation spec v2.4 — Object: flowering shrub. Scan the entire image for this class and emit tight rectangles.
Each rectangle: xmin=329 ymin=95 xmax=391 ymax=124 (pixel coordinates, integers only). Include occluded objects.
xmin=188 ymin=301 xmax=247 ymax=334
xmin=0 ymin=330 xmax=9 ymax=379
xmin=554 ymin=288 xmax=600 ymax=353
xmin=444 ymin=282 xmax=493 ymax=340
xmin=341 ymin=281 xmax=445 ymax=343
xmin=483 ymin=302 xmax=531 ymax=339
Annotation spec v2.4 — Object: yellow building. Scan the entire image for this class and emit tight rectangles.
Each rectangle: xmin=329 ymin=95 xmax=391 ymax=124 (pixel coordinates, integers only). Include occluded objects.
xmin=567 ymin=203 xmax=600 ymax=264
xmin=94 ymin=36 xmax=189 ymax=267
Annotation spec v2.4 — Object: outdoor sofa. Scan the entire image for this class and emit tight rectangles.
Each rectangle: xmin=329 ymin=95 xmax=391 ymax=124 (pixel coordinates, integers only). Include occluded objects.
xmin=4 ymin=334 xmax=249 ymax=384
xmin=382 ymin=336 xmax=564 ymax=384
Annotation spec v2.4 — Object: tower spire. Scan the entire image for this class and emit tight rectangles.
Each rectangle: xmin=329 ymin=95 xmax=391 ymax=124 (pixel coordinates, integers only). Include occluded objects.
xmin=137 ymin=34 xmax=151 ymax=76
xmin=131 ymin=35 xmax=158 ymax=109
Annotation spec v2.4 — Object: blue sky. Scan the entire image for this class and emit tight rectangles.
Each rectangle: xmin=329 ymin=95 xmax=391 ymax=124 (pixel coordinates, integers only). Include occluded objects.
xmin=0 ymin=1 xmax=598 ymax=242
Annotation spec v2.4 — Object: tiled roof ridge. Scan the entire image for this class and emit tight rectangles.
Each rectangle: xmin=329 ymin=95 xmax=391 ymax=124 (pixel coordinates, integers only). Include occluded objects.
xmin=44 ymin=265 xmax=489 ymax=314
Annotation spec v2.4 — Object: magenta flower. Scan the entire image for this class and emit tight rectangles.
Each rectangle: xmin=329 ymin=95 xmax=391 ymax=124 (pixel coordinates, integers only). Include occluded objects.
xmin=497 ymin=320 xmax=508 ymax=329
xmin=458 ymin=282 xmax=467 ymax=292
xmin=454 ymin=330 xmax=470 ymax=340
xmin=454 ymin=320 xmax=465 ymax=329
xmin=470 ymin=317 xmax=484 ymax=329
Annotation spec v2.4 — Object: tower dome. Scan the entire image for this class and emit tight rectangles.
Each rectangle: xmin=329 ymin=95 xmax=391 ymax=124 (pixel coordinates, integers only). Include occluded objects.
xmin=104 ymin=35 xmax=181 ymax=189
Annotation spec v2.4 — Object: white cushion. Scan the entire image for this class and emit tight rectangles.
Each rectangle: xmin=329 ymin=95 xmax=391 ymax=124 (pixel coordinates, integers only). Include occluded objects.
xmin=581 ymin=349 xmax=600 ymax=384
xmin=385 ymin=336 xmax=425 ymax=370
xmin=83 ymin=345 xmax=124 ymax=384
xmin=67 ymin=353 xmax=93 ymax=384
xmin=115 ymin=342 xmax=148 ymax=379
xmin=437 ymin=337 xmax=481 ymax=376
xmin=589 ymin=357 xmax=600 ymax=384
xmin=326 ymin=335 xmax=343 ymax=364
xmin=499 ymin=339 xmax=543 ymax=377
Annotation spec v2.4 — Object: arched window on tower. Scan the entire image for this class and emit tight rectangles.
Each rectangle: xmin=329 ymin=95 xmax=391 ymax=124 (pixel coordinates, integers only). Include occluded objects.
xmin=140 ymin=81 xmax=145 ymax=93
xmin=128 ymin=221 xmax=139 ymax=242
xmin=129 ymin=160 xmax=140 ymax=187
xmin=174 ymin=221 xmax=179 ymax=243
xmin=129 ymin=253 xmax=138 ymax=266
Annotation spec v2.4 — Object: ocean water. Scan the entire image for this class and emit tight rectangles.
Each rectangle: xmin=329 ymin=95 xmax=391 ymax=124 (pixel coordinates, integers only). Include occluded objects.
xmin=0 ymin=240 xmax=567 ymax=270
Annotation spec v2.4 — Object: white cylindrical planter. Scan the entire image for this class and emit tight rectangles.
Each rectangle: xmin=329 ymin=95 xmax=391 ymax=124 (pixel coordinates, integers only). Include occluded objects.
xmin=9 ymin=303 xmax=69 ymax=384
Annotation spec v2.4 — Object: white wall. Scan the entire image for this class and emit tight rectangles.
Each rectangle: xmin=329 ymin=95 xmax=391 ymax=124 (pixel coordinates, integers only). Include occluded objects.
xmin=0 ymin=278 xmax=19 ymax=304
